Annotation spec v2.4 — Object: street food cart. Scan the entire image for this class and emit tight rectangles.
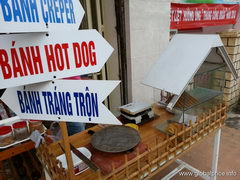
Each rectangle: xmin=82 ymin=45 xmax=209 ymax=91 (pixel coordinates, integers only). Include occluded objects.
xmin=37 ymin=34 xmax=238 ymax=180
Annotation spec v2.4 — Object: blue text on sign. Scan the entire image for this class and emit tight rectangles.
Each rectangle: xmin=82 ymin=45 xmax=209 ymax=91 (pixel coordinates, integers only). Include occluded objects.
xmin=0 ymin=0 xmax=75 ymax=24
xmin=16 ymin=89 xmax=99 ymax=121
xmin=17 ymin=90 xmax=43 ymax=114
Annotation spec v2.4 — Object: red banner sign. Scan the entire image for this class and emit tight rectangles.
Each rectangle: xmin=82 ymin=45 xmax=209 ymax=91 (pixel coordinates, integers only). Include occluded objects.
xmin=171 ymin=3 xmax=239 ymax=29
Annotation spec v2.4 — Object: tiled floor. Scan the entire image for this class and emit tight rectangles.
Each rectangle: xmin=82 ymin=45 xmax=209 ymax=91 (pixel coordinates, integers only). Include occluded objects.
xmin=151 ymin=118 xmax=240 ymax=180
xmin=225 ymin=117 xmax=240 ymax=130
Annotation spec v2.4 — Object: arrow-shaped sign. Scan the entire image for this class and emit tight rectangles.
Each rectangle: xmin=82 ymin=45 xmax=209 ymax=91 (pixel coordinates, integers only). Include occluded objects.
xmin=0 ymin=30 xmax=114 ymax=89
xmin=1 ymin=80 xmax=122 ymax=125
xmin=0 ymin=0 xmax=84 ymax=33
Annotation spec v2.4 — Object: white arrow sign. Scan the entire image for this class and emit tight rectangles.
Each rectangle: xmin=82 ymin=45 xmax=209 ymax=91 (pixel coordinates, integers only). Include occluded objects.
xmin=0 ymin=0 xmax=84 ymax=33
xmin=1 ymin=80 xmax=122 ymax=125
xmin=0 ymin=30 xmax=114 ymax=88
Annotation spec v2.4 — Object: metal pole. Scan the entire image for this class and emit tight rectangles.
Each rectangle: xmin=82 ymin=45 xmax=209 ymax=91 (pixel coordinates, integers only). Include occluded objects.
xmin=211 ymin=128 xmax=222 ymax=180
xmin=161 ymin=164 xmax=185 ymax=180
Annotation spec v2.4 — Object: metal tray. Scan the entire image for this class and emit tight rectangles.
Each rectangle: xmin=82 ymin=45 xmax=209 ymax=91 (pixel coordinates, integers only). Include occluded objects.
xmin=91 ymin=126 xmax=141 ymax=153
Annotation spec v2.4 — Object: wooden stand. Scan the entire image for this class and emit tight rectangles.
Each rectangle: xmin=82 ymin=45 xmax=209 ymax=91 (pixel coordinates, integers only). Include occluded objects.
xmin=37 ymin=103 xmax=227 ymax=180
xmin=0 ymin=141 xmax=35 ymax=161
xmin=162 ymin=129 xmax=222 ymax=180
xmin=59 ymin=122 xmax=75 ymax=179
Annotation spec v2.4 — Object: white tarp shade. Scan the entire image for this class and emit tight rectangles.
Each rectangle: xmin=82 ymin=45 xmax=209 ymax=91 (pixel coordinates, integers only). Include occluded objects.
xmin=142 ymin=34 xmax=237 ymax=96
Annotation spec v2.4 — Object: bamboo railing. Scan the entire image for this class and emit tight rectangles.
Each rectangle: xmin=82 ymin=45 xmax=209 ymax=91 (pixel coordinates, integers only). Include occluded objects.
xmin=37 ymin=103 xmax=226 ymax=180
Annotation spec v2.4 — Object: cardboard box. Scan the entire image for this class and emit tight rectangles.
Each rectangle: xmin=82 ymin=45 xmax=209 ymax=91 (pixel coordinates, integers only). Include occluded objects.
xmin=57 ymin=147 xmax=91 ymax=175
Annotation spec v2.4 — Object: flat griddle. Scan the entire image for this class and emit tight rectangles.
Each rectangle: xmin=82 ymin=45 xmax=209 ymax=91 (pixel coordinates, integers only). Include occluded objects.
xmin=91 ymin=126 xmax=141 ymax=153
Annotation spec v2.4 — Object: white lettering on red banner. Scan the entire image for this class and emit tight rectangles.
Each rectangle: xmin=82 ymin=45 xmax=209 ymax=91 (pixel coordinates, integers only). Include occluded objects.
xmin=171 ymin=3 xmax=239 ymax=29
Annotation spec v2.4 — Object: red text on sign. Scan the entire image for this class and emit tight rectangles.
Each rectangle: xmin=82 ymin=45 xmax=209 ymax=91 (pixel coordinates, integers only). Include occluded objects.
xmin=73 ymin=41 xmax=97 ymax=68
xmin=0 ymin=45 xmax=44 ymax=79
xmin=44 ymin=43 xmax=70 ymax=72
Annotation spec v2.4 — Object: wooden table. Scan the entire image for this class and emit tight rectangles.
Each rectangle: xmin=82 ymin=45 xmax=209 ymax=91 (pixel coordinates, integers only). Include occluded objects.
xmin=0 ymin=141 xmax=35 ymax=161
xmin=49 ymin=106 xmax=171 ymax=157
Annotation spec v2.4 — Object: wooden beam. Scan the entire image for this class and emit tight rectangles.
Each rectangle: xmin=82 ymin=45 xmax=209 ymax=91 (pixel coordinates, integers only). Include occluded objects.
xmin=0 ymin=141 xmax=35 ymax=161
xmin=59 ymin=122 xmax=75 ymax=180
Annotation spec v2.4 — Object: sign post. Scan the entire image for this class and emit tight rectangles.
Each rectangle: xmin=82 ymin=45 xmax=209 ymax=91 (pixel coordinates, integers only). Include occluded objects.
xmin=59 ymin=121 xmax=75 ymax=180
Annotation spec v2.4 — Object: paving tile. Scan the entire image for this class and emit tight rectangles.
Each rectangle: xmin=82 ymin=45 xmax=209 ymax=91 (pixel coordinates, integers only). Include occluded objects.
xmin=151 ymin=126 xmax=240 ymax=180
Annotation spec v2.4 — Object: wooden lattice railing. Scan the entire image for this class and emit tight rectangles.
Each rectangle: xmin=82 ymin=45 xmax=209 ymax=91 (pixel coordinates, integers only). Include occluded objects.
xmin=37 ymin=103 xmax=226 ymax=180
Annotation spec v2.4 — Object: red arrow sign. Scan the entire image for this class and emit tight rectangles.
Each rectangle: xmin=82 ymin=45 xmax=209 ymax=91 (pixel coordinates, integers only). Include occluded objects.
xmin=0 ymin=30 xmax=113 ymax=88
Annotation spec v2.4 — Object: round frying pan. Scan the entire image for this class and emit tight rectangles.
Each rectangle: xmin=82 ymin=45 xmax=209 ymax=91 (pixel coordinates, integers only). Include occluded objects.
xmin=91 ymin=125 xmax=141 ymax=153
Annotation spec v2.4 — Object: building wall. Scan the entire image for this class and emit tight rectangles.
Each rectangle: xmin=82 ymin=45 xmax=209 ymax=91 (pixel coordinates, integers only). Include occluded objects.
xmin=102 ymin=0 xmax=122 ymax=115
xmin=124 ymin=0 xmax=239 ymax=104
xmin=126 ymin=0 xmax=171 ymax=104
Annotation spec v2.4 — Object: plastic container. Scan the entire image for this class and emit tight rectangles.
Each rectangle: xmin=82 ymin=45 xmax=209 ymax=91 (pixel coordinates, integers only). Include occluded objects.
xmin=57 ymin=147 xmax=91 ymax=175
xmin=13 ymin=121 xmax=29 ymax=141
xmin=125 ymin=123 xmax=139 ymax=131
xmin=0 ymin=103 xmax=8 ymax=119
xmin=29 ymin=120 xmax=44 ymax=134
xmin=0 ymin=126 xmax=14 ymax=147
